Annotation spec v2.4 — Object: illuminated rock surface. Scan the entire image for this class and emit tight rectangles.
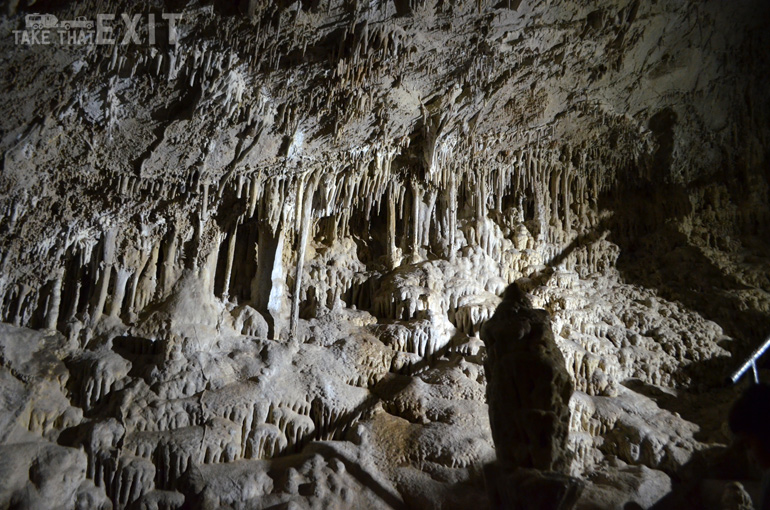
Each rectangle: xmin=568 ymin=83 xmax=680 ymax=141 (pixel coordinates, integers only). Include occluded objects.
xmin=0 ymin=0 xmax=769 ymax=508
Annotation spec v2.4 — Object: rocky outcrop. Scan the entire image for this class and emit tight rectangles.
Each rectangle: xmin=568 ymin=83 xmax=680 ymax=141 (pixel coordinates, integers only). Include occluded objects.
xmin=481 ymin=283 xmax=573 ymax=473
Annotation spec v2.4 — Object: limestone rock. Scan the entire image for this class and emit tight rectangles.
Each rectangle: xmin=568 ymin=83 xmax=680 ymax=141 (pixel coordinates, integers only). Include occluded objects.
xmin=481 ymin=283 xmax=574 ymax=473
xmin=0 ymin=0 xmax=768 ymax=508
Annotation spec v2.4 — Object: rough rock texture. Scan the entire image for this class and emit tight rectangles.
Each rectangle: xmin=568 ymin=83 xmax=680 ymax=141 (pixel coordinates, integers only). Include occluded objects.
xmin=0 ymin=0 xmax=769 ymax=509
xmin=481 ymin=282 xmax=573 ymax=473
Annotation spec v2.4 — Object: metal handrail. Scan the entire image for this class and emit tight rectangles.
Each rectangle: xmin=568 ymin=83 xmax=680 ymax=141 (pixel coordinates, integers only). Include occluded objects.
xmin=731 ymin=335 xmax=770 ymax=384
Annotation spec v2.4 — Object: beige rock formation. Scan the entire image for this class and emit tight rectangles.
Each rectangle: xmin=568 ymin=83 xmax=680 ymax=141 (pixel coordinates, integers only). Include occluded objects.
xmin=0 ymin=0 xmax=769 ymax=509
xmin=481 ymin=282 xmax=573 ymax=473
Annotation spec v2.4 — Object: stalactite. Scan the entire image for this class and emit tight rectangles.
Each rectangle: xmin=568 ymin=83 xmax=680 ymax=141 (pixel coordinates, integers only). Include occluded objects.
xmin=134 ymin=244 xmax=159 ymax=313
xmin=91 ymin=229 xmax=117 ymax=324
xmin=222 ymin=225 xmax=238 ymax=300
xmin=253 ymin=221 xmax=286 ymax=339
xmin=386 ymin=182 xmax=400 ymax=269
xmin=201 ymin=182 xmax=210 ymax=218
xmin=109 ymin=268 xmax=131 ymax=318
xmin=410 ymin=180 xmax=421 ymax=258
xmin=290 ymin=173 xmax=319 ymax=341
xmin=158 ymin=229 xmax=178 ymax=300
xmin=448 ymin=174 xmax=457 ymax=261
xmin=12 ymin=284 xmax=29 ymax=327
xmin=65 ymin=266 xmax=83 ymax=324
xmin=44 ymin=269 xmax=64 ymax=331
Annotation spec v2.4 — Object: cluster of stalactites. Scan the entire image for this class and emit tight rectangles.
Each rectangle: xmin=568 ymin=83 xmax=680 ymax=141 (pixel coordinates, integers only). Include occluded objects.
xmin=0 ymin=112 xmax=637 ymax=337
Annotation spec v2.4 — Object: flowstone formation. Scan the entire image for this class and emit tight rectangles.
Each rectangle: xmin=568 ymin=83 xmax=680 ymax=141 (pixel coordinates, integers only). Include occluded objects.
xmin=0 ymin=0 xmax=769 ymax=509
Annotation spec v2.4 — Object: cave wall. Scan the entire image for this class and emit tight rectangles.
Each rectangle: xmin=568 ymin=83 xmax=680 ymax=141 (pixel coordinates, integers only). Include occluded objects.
xmin=0 ymin=0 xmax=769 ymax=508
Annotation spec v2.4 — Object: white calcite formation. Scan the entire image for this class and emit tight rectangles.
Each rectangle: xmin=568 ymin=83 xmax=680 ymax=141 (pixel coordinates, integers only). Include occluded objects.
xmin=0 ymin=0 xmax=769 ymax=509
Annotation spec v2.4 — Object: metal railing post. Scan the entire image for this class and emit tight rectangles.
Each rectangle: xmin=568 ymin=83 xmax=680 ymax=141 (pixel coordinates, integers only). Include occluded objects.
xmin=730 ymin=335 xmax=770 ymax=384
